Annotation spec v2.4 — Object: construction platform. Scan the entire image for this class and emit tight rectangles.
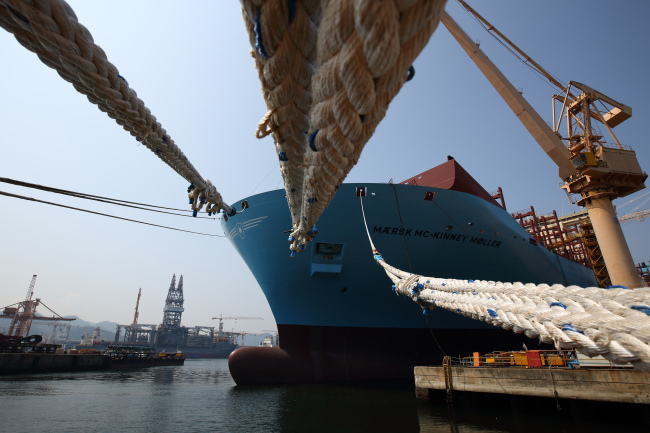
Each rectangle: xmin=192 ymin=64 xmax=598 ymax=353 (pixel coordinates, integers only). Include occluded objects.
xmin=415 ymin=352 xmax=650 ymax=405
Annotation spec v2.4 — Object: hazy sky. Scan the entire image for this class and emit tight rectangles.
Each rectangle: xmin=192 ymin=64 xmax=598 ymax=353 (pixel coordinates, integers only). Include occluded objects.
xmin=1 ymin=0 xmax=649 ymax=334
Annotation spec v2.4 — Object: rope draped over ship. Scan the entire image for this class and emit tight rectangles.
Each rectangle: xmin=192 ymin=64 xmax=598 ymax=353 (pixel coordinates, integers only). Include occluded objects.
xmin=1 ymin=0 xmax=447 ymax=251
xmin=358 ymin=196 xmax=650 ymax=372
xmin=0 ymin=0 xmax=233 ymax=217
xmin=241 ymin=0 xmax=447 ymax=254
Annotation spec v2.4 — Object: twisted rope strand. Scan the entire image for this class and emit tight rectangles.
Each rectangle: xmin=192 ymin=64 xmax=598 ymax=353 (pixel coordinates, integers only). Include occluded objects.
xmin=0 ymin=0 xmax=231 ymax=215
xmin=377 ymin=257 xmax=650 ymax=371
xmin=242 ymin=0 xmax=446 ymax=253
xmin=357 ymin=195 xmax=650 ymax=371
xmin=296 ymin=0 xmax=447 ymax=251
xmin=241 ymin=0 xmax=320 ymax=234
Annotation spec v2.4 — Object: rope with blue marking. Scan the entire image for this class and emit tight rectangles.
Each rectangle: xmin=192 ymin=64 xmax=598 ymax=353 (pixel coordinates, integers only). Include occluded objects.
xmin=296 ymin=0 xmax=447 ymax=254
xmin=241 ymin=0 xmax=319 ymax=248
xmin=359 ymin=194 xmax=650 ymax=372
xmin=241 ymin=0 xmax=447 ymax=254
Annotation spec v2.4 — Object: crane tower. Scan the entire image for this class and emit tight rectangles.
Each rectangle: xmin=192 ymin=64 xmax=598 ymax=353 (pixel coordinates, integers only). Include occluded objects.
xmin=443 ymin=2 xmax=646 ymax=287
xmin=162 ymin=274 xmax=184 ymax=328
xmin=8 ymin=275 xmax=38 ymax=337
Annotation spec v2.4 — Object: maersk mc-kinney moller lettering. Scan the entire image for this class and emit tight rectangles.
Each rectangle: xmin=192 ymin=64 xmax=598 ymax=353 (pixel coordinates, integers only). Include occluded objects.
xmin=372 ymin=226 xmax=502 ymax=248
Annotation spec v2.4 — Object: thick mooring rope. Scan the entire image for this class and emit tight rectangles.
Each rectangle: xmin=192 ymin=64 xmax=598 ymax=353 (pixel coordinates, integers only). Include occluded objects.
xmin=244 ymin=0 xmax=447 ymax=254
xmin=0 ymin=0 xmax=232 ymax=215
xmin=240 ymin=0 xmax=320 ymax=234
xmin=359 ymin=197 xmax=650 ymax=372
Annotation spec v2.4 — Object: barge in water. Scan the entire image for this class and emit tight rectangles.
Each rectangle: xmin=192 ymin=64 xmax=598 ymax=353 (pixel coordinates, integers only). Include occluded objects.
xmin=0 ymin=335 xmax=184 ymax=375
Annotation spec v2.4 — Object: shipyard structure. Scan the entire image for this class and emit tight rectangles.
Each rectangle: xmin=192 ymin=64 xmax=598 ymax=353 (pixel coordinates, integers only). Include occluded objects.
xmin=113 ymin=275 xmax=242 ymax=358
xmin=510 ymin=207 xmax=649 ymax=287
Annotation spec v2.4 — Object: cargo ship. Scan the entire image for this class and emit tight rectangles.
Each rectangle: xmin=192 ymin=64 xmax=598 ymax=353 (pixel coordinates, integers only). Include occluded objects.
xmin=222 ymin=158 xmax=597 ymax=384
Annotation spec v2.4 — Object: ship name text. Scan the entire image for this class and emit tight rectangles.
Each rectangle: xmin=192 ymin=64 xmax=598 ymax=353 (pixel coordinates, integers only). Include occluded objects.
xmin=372 ymin=226 xmax=502 ymax=248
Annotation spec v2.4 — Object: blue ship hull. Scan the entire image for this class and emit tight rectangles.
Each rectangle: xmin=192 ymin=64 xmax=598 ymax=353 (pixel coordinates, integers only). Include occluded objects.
xmin=222 ymin=182 xmax=596 ymax=384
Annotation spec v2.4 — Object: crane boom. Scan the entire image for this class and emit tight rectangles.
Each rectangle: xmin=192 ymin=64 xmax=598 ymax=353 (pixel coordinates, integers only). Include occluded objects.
xmin=211 ymin=315 xmax=263 ymax=334
xmin=440 ymin=12 xmax=575 ymax=179
xmin=454 ymin=1 xmax=632 ymax=129
xmin=442 ymin=4 xmax=645 ymax=288
xmin=455 ymin=0 xmax=568 ymax=95
xmin=24 ymin=275 xmax=37 ymax=302
xmin=619 ymin=210 xmax=650 ymax=224
xmin=133 ymin=288 xmax=141 ymax=325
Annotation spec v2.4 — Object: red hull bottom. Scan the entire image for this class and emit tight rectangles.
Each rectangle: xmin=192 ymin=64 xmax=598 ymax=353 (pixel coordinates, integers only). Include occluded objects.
xmin=228 ymin=324 xmax=550 ymax=385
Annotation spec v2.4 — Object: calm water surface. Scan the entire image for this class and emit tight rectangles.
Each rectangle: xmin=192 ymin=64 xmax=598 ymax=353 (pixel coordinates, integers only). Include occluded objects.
xmin=0 ymin=359 xmax=646 ymax=432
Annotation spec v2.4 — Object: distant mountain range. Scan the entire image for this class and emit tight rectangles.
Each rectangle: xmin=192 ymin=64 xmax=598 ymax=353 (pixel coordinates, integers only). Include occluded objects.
xmin=60 ymin=315 xmax=120 ymax=341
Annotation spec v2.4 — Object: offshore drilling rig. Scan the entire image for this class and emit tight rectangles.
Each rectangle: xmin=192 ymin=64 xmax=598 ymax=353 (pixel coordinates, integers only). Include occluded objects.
xmin=118 ymin=274 xmax=261 ymax=357
xmin=155 ymin=274 xmax=262 ymax=357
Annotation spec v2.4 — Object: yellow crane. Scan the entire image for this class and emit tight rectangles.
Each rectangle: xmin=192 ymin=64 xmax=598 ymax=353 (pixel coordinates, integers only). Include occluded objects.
xmin=442 ymin=1 xmax=646 ymax=288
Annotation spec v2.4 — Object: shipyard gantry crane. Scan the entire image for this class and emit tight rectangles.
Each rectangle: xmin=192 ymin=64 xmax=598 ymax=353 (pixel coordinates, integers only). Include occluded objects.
xmin=443 ymin=1 xmax=647 ymax=288
xmin=1 ymin=275 xmax=75 ymax=337
xmin=7 ymin=275 xmax=39 ymax=337
xmin=211 ymin=314 xmax=263 ymax=334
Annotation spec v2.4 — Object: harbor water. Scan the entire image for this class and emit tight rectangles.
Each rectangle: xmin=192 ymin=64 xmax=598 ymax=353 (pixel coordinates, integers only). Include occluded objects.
xmin=0 ymin=359 xmax=646 ymax=432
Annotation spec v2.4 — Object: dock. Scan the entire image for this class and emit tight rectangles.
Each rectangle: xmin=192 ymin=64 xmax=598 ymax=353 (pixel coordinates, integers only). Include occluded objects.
xmin=415 ymin=352 xmax=650 ymax=405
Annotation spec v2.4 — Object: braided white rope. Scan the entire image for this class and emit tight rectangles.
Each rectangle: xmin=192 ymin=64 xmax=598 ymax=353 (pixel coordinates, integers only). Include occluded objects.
xmin=240 ymin=0 xmax=320 ymax=234
xmin=242 ymin=0 xmax=447 ymax=254
xmin=359 ymin=195 xmax=650 ymax=371
xmin=374 ymin=257 xmax=650 ymax=371
xmin=0 ymin=0 xmax=232 ymax=215
xmin=296 ymin=0 xmax=446 ymax=252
